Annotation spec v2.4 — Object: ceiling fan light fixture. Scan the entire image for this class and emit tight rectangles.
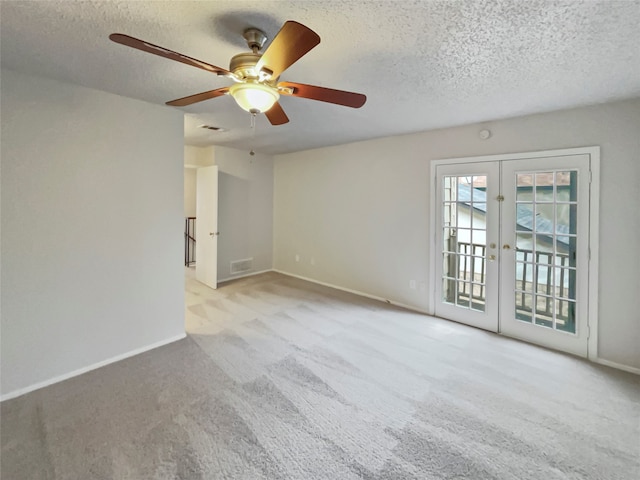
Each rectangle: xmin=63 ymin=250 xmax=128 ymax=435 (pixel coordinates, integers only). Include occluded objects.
xmin=229 ymin=83 xmax=279 ymax=113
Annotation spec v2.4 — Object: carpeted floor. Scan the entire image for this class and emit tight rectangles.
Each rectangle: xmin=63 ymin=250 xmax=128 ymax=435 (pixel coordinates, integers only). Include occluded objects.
xmin=1 ymin=270 xmax=639 ymax=479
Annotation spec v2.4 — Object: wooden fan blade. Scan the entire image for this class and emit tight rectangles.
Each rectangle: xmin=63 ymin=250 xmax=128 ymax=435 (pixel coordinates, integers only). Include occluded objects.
xmin=166 ymin=87 xmax=229 ymax=107
xmin=255 ymin=21 xmax=320 ymax=79
xmin=265 ymin=102 xmax=289 ymax=125
xmin=109 ymin=33 xmax=231 ymax=76
xmin=278 ymin=82 xmax=366 ymax=108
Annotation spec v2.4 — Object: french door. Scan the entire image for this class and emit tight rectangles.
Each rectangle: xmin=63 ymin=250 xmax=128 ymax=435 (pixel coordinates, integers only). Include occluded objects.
xmin=434 ymin=152 xmax=593 ymax=357
xmin=434 ymin=162 xmax=500 ymax=332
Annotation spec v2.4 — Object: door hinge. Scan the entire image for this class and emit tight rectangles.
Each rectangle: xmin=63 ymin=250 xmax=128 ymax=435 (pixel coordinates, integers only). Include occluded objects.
xmin=496 ymin=195 xmax=505 ymax=202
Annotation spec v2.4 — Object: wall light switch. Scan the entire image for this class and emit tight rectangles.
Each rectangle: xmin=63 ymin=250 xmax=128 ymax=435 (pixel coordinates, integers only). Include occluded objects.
xmin=409 ymin=280 xmax=417 ymax=290
xmin=295 ymin=254 xmax=300 ymax=262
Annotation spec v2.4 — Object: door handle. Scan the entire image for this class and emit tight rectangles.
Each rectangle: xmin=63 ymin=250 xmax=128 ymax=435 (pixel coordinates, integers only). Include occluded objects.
xmin=503 ymin=244 xmax=511 ymax=249
xmin=209 ymin=232 xmax=219 ymax=236
xmin=488 ymin=255 xmax=496 ymax=261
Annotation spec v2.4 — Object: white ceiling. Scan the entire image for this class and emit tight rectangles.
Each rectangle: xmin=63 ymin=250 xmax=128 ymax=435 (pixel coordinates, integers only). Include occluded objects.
xmin=2 ymin=0 xmax=639 ymax=155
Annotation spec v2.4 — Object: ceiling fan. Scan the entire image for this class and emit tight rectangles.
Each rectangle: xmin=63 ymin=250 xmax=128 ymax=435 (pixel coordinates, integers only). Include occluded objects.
xmin=109 ymin=21 xmax=366 ymax=126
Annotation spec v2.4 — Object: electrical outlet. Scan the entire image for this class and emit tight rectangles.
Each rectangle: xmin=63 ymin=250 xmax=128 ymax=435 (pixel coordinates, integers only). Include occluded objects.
xmin=409 ymin=280 xmax=417 ymax=290
xmin=419 ymin=282 xmax=426 ymax=292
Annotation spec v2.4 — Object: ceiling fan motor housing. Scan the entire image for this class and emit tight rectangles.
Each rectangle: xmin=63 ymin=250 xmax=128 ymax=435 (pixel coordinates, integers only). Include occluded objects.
xmin=229 ymin=52 xmax=279 ymax=85
xmin=230 ymin=52 xmax=262 ymax=79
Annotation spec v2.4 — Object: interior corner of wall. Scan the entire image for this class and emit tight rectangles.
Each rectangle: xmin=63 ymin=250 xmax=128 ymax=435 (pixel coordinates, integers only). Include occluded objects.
xmin=204 ymin=146 xmax=216 ymax=166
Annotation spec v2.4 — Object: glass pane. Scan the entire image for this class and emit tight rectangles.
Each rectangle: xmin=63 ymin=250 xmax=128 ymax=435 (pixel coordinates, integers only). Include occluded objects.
xmin=471 ymin=203 xmax=487 ymax=232
xmin=443 ymin=202 xmax=454 ymax=226
xmin=457 ymin=255 xmax=471 ymax=280
xmin=516 ymin=173 xmax=533 ymax=201
xmin=516 ymin=232 xmax=533 ymax=250
xmin=471 ymin=243 xmax=486 ymax=257
xmin=470 ymin=229 xmax=486 ymax=248
xmin=457 ymin=281 xmax=470 ymax=307
xmin=444 ymin=176 xmax=457 ymax=202
xmin=443 ymin=176 xmax=454 ymax=191
xmin=442 ymin=277 xmax=456 ymax=304
xmin=443 ymin=228 xmax=457 ymax=252
xmin=566 ymin=237 xmax=577 ymax=268
xmin=456 ymin=228 xmax=471 ymax=244
xmin=457 ymin=241 xmax=470 ymax=256
xmin=556 ymin=171 xmax=577 ymax=202
xmin=516 ymin=293 xmax=533 ymax=322
xmin=556 ymin=300 xmax=576 ymax=333
xmin=554 ymin=254 xmax=569 ymax=267
xmin=535 ymin=264 xmax=552 ymax=295
xmin=535 ymin=204 xmax=554 ymax=233
xmin=556 ymin=203 xmax=569 ymax=231
xmin=556 ymin=204 xmax=577 ymax=234
xmin=553 ymin=267 xmax=573 ymax=299
xmin=456 ymin=204 xmax=471 ymax=228
xmin=535 ymin=173 xmax=554 ymax=202
xmin=535 ymin=250 xmax=553 ymax=266
xmin=457 ymin=176 xmax=472 ymax=200
xmin=471 ymin=175 xmax=486 ymax=191
xmin=535 ymin=312 xmax=553 ymax=328
xmin=516 ymin=262 xmax=534 ymax=293
xmin=473 ymin=202 xmax=487 ymax=213
xmin=556 ymin=236 xmax=570 ymax=251
xmin=471 ymin=256 xmax=486 ymax=282
xmin=516 ymin=204 xmax=534 ymax=231
xmin=517 ymin=173 xmax=533 ymax=187
xmin=442 ymin=253 xmax=454 ymax=276
xmin=470 ymin=283 xmax=485 ymax=312
xmin=535 ymin=234 xmax=554 ymax=254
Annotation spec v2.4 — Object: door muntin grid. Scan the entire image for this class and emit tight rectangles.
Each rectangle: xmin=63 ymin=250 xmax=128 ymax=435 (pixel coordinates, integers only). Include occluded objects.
xmin=442 ymin=175 xmax=488 ymax=312
xmin=514 ymin=170 xmax=578 ymax=333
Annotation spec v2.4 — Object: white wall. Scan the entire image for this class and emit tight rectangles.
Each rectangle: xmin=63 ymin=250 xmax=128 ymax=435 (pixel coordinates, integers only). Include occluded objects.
xmin=215 ymin=146 xmax=274 ymax=281
xmin=184 ymin=145 xmax=213 ymax=168
xmin=183 ymin=145 xmax=273 ymax=282
xmin=184 ymin=145 xmax=214 ymax=220
xmin=274 ymin=99 xmax=640 ymax=370
xmin=0 ymin=69 xmax=186 ymax=398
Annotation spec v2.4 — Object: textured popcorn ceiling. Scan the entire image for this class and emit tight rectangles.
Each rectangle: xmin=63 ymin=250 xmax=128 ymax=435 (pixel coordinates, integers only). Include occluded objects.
xmin=1 ymin=0 xmax=639 ymax=154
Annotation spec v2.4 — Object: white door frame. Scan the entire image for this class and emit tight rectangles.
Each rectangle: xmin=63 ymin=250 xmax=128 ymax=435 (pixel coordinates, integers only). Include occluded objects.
xmin=429 ymin=146 xmax=600 ymax=360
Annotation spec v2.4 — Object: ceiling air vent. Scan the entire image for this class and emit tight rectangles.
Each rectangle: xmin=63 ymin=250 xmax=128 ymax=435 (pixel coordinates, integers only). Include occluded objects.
xmin=230 ymin=258 xmax=253 ymax=275
xmin=199 ymin=124 xmax=227 ymax=132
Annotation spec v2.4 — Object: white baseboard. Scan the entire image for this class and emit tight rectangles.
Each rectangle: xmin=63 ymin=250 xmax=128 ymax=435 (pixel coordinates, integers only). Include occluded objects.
xmin=0 ymin=333 xmax=187 ymax=402
xmin=592 ymin=357 xmax=640 ymax=375
xmin=218 ymin=268 xmax=274 ymax=283
xmin=273 ymin=269 xmax=431 ymax=316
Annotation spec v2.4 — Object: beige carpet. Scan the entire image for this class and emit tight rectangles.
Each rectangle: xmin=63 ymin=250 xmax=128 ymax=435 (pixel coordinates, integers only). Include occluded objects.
xmin=2 ymin=270 xmax=639 ymax=479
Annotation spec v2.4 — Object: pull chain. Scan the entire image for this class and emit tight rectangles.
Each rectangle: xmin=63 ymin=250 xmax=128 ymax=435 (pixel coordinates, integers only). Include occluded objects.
xmin=249 ymin=112 xmax=257 ymax=157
